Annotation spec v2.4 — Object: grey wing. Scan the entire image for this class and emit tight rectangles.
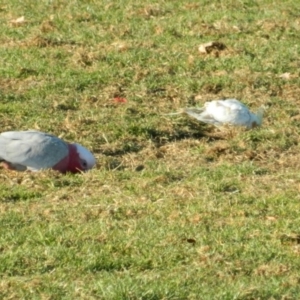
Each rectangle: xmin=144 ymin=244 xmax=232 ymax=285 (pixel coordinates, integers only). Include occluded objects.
xmin=0 ymin=131 xmax=68 ymax=170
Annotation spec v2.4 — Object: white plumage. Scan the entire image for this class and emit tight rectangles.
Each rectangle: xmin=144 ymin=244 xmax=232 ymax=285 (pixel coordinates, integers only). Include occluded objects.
xmin=172 ymin=99 xmax=264 ymax=129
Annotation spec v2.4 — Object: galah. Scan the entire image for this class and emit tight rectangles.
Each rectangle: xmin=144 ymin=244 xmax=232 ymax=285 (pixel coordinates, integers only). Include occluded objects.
xmin=0 ymin=130 xmax=96 ymax=173
xmin=169 ymin=99 xmax=264 ymax=129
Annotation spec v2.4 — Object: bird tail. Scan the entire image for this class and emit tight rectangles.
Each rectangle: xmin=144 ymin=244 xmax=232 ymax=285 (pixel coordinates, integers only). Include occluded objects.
xmin=183 ymin=107 xmax=217 ymax=124
xmin=184 ymin=107 xmax=205 ymax=116
xmin=164 ymin=106 xmax=221 ymax=124
xmin=162 ymin=108 xmax=186 ymax=116
xmin=163 ymin=107 xmax=206 ymax=118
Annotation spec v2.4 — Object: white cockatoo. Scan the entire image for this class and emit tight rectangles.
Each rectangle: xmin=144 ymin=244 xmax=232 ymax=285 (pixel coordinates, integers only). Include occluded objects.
xmin=0 ymin=130 xmax=96 ymax=173
xmin=170 ymin=99 xmax=264 ymax=129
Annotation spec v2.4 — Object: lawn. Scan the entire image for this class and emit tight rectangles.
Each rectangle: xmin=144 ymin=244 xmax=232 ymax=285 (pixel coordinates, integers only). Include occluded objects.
xmin=1 ymin=0 xmax=300 ymax=299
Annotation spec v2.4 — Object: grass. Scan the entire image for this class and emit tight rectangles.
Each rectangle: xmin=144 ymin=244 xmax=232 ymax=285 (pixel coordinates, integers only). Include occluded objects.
xmin=0 ymin=0 xmax=300 ymax=298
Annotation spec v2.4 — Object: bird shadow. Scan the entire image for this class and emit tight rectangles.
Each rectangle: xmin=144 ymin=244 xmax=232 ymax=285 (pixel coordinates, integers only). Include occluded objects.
xmin=99 ymin=124 xmax=223 ymax=158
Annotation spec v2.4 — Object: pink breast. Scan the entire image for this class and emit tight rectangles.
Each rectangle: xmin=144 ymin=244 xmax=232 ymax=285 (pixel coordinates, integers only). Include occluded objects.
xmin=52 ymin=144 xmax=82 ymax=173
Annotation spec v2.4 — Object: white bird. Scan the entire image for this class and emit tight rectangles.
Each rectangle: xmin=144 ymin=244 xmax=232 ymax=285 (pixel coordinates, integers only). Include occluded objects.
xmin=0 ymin=130 xmax=96 ymax=173
xmin=170 ymin=99 xmax=264 ymax=129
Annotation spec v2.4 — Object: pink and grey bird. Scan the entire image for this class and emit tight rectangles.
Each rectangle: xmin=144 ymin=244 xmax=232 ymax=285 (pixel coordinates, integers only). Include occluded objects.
xmin=0 ymin=131 xmax=96 ymax=173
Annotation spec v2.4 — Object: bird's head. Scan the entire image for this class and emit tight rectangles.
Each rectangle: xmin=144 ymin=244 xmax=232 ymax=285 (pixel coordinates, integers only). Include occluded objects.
xmin=74 ymin=143 xmax=96 ymax=172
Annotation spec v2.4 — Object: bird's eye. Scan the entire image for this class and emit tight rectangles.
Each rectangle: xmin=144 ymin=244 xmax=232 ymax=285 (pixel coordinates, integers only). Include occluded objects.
xmin=81 ymin=160 xmax=88 ymax=168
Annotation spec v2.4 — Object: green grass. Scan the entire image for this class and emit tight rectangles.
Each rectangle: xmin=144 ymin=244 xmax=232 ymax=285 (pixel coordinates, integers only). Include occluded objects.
xmin=1 ymin=0 xmax=300 ymax=299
